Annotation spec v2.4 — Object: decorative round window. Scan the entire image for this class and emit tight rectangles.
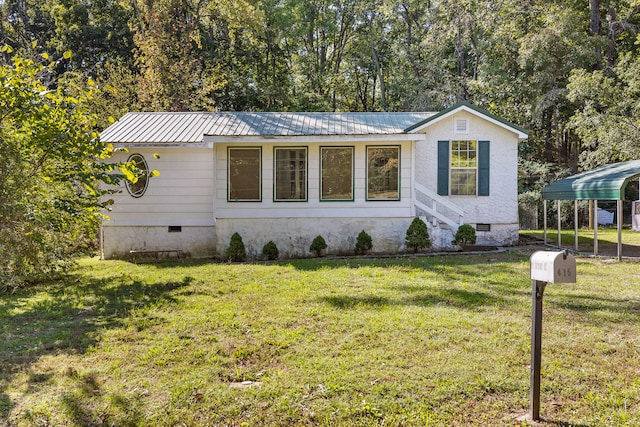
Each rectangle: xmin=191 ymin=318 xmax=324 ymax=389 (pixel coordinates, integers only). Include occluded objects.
xmin=126 ymin=154 xmax=149 ymax=198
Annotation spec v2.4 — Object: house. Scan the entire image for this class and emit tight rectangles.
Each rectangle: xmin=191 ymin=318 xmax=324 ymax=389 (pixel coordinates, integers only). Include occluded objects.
xmin=99 ymin=101 xmax=528 ymax=259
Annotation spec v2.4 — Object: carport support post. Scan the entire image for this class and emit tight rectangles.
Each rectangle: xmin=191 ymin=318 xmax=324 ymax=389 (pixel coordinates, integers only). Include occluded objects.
xmin=557 ymin=200 xmax=562 ymax=248
xmin=618 ymin=199 xmax=623 ymax=261
xmin=574 ymin=200 xmax=579 ymax=251
xmin=530 ymin=279 xmax=547 ymax=421
xmin=543 ymin=200 xmax=548 ymax=245
xmin=594 ymin=200 xmax=599 ymax=256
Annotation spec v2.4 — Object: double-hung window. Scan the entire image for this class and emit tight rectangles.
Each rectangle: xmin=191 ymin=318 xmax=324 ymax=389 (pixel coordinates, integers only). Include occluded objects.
xmin=438 ymin=140 xmax=490 ymax=196
xmin=274 ymin=147 xmax=307 ymax=201
xmin=367 ymin=146 xmax=400 ymax=200
xmin=450 ymin=140 xmax=477 ymax=196
xmin=228 ymin=147 xmax=261 ymax=201
xmin=320 ymin=147 xmax=354 ymax=201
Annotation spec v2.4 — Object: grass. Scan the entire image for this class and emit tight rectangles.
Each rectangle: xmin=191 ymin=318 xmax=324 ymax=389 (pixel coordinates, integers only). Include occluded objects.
xmin=1 ymin=250 xmax=639 ymax=426
xmin=521 ymin=227 xmax=640 ymax=257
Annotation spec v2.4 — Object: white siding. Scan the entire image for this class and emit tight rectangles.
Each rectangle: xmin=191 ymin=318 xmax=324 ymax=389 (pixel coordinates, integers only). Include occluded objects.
xmin=213 ymin=141 xmax=413 ymax=219
xmin=103 ymin=147 xmax=215 ymax=227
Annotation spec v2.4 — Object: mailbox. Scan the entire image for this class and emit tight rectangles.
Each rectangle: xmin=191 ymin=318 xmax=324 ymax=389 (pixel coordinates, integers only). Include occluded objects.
xmin=530 ymin=250 xmax=576 ymax=283
xmin=528 ymin=249 xmax=577 ymax=421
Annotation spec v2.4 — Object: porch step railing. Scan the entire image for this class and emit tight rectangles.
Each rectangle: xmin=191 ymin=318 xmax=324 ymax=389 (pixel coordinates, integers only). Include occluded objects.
xmin=414 ymin=182 xmax=465 ymax=230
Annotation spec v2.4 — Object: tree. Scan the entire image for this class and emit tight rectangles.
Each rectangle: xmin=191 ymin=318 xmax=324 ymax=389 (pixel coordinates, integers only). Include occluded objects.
xmin=0 ymin=48 xmax=129 ymax=290
xmin=132 ymin=0 xmax=220 ymax=111
xmin=567 ymin=48 xmax=640 ymax=168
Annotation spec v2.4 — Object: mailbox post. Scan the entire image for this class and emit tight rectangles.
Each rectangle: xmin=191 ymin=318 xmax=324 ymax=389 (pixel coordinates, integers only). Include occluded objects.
xmin=529 ymin=250 xmax=576 ymax=421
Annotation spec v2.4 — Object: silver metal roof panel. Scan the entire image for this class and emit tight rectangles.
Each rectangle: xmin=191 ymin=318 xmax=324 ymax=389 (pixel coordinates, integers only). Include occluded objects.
xmin=100 ymin=111 xmax=438 ymax=143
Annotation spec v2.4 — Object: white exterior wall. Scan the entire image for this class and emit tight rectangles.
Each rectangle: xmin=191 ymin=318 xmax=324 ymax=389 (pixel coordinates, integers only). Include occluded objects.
xmin=413 ymin=110 xmax=520 ymax=246
xmin=216 ymin=217 xmax=413 ymax=259
xmin=101 ymin=147 xmax=216 ymax=258
xmin=213 ymin=140 xmax=415 ymax=257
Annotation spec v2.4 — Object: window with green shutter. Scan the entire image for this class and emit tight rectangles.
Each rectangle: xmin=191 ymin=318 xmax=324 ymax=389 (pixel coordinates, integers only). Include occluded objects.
xmin=450 ymin=140 xmax=477 ymax=195
xmin=437 ymin=140 xmax=490 ymax=196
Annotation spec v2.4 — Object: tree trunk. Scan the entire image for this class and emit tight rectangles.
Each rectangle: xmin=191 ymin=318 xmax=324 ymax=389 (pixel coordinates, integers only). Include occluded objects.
xmin=606 ymin=6 xmax=617 ymax=68
xmin=589 ymin=0 xmax=602 ymax=69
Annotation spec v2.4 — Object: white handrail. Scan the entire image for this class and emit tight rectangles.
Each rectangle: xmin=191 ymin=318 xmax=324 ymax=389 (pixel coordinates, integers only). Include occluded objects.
xmin=414 ymin=200 xmax=460 ymax=229
xmin=414 ymin=182 xmax=465 ymax=217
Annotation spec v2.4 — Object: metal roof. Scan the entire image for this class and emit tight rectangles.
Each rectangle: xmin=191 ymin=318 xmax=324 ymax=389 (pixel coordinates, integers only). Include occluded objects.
xmin=100 ymin=111 xmax=437 ymax=144
xmin=542 ymin=160 xmax=640 ymax=201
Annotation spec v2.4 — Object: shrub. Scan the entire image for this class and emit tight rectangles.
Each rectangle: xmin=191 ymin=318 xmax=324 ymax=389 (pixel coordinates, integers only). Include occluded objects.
xmin=405 ymin=217 xmax=431 ymax=253
xmin=354 ymin=230 xmax=373 ymax=255
xmin=454 ymin=224 xmax=477 ymax=245
xmin=262 ymin=241 xmax=279 ymax=260
xmin=225 ymin=232 xmax=246 ymax=262
xmin=310 ymin=235 xmax=327 ymax=257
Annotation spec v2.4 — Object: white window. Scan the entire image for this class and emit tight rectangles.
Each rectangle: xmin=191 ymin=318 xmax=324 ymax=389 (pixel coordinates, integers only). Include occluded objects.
xmin=320 ymin=147 xmax=353 ymax=201
xmin=228 ymin=147 xmax=261 ymax=201
xmin=366 ymin=146 xmax=400 ymax=200
xmin=450 ymin=140 xmax=477 ymax=195
xmin=274 ymin=147 xmax=307 ymax=201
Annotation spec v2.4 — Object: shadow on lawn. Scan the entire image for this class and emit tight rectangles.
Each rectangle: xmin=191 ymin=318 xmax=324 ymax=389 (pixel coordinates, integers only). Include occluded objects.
xmin=286 ymin=250 xmax=529 ymax=271
xmin=0 ymin=273 xmax=193 ymax=423
xmin=322 ymin=287 xmax=504 ymax=310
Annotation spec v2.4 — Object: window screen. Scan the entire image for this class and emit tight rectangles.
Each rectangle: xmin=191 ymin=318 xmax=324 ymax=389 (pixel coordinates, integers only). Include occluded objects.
xmin=320 ymin=147 xmax=353 ymax=201
xmin=275 ymin=148 xmax=307 ymax=201
xmin=367 ymin=146 xmax=400 ymax=200
xmin=228 ymin=148 xmax=261 ymax=201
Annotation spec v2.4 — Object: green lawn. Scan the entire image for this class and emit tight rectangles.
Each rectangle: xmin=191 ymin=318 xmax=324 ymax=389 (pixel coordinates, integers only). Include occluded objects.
xmin=1 ymin=251 xmax=639 ymax=426
xmin=521 ymin=228 xmax=640 ymax=257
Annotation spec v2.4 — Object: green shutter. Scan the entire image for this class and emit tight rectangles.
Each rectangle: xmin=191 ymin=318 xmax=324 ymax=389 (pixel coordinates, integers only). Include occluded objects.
xmin=478 ymin=140 xmax=490 ymax=196
xmin=437 ymin=140 xmax=449 ymax=196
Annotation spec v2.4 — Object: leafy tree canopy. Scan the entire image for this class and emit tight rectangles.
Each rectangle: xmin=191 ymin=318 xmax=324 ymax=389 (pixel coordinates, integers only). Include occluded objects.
xmin=0 ymin=46 xmax=129 ymax=290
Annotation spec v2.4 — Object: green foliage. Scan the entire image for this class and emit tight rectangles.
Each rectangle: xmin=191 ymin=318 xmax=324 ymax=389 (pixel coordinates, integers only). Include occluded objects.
xmin=309 ymin=235 xmax=327 ymax=257
xmin=454 ymin=224 xmax=477 ymax=246
xmin=262 ymin=240 xmax=279 ymax=261
xmin=567 ymin=50 xmax=640 ymax=168
xmin=225 ymin=232 xmax=247 ymax=262
xmin=5 ymin=0 xmax=640 ymax=177
xmin=405 ymin=217 xmax=431 ymax=253
xmin=354 ymin=230 xmax=373 ymax=255
xmin=0 ymin=49 xmax=138 ymax=291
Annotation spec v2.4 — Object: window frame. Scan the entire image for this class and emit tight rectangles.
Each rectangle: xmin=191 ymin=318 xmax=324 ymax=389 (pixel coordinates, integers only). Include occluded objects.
xmin=227 ymin=147 xmax=262 ymax=202
xmin=125 ymin=153 xmax=149 ymax=198
xmin=450 ymin=140 xmax=478 ymax=196
xmin=319 ymin=146 xmax=354 ymax=202
xmin=366 ymin=145 xmax=401 ymax=201
xmin=273 ymin=146 xmax=308 ymax=202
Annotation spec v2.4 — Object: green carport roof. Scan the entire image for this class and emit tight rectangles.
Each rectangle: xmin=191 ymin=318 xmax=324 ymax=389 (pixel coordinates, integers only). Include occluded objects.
xmin=542 ymin=160 xmax=640 ymax=201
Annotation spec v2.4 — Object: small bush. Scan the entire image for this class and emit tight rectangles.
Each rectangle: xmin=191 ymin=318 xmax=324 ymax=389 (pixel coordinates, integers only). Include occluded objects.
xmin=225 ymin=232 xmax=246 ymax=262
xmin=405 ymin=217 xmax=431 ymax=253
xmin=454 ymin=224 xmax=477 ymax=245
xmin=262 ymin=241 xmax=279 ymax=260
xmin=354 ymin=230 xmax=373 ymax=255
xmin=310 ymin=235 xmax=327 ymax=257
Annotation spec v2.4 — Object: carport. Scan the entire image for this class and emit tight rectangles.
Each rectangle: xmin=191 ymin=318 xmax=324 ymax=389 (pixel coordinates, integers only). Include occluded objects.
xmin=541 ymin=160 xmax=640 ymax=260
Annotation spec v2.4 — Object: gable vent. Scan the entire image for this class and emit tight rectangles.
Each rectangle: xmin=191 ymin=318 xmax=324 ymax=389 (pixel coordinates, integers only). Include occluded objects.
xmin=455 ymin=118 xmax=468 ymax=134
